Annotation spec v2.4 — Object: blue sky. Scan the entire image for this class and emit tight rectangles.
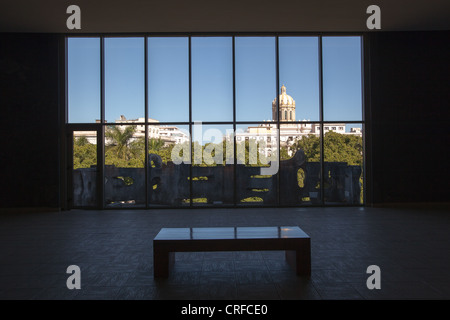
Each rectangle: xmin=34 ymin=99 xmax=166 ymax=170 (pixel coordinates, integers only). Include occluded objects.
xmin=68 ymin=36 xmax=362 ymax=126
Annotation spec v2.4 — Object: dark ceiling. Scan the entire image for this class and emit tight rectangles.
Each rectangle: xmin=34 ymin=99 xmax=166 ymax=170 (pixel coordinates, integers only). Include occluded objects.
xmin=1 ymin=0 xmax=449 ymax=33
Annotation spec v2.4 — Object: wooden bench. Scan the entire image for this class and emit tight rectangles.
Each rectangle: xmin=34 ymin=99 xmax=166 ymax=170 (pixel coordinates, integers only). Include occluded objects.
xmin=153 ymin=226 xmax=311 ymax=278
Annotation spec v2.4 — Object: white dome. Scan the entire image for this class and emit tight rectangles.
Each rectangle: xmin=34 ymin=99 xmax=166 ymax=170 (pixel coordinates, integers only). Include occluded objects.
xmin=273 ymin=85 xmax=295 ymax=106
xmin=272 ymin=85 xmax=296 ymax=122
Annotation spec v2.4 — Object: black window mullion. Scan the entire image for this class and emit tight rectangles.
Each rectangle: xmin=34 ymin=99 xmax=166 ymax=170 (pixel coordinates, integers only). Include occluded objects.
xmin=318 ymin=36 xmax=324 ymax=206
xmin=232 ymin=36 xmax=237 ymax=207
xmin=188 ymin=36 xmax=193 ymax=207
xmin=62 ymin=37 xmax=69 ymax=210
xmin=145 ymin=37 xmax=149 ymax=208
xmin=99 ymin=36 xmax=105 ymax=209
xmin=100 ymin=36 xmax=105 ymax=125
xmin=275 ymin=36 xmax=280 ymax=206
xmin=361 ymin=35 xmax=367 ymax=205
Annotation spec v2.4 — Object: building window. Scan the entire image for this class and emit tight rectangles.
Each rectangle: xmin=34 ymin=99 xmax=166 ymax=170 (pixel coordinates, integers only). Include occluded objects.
xmin=67 ymin=35 xmax=364 ymax=208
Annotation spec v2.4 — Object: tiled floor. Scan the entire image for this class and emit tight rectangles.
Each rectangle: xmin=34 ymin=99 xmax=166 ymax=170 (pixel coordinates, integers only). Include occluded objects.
xmin=0 ymin=206 xmax=449 ymax=300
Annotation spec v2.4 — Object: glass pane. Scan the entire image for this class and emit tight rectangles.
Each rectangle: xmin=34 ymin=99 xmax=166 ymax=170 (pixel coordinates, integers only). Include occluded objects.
xmin=279 ymin=37 xmax=319 ymax=121
xmin=192 ymin=37 xmax=233 ymax=122
xmin=148 ymin=37 xmax=189 ymax=122
xmin=323 ymin=123 xmax=363 ymax=204
xmin=191 ymin=124 xmax=234 ymax=205
xmin=105 ymin=37 xmax=145 ymax=124
xmin=73 ymin=131 xmax=97 ymax=207
xmin=235 ymin=123 xmax=278 ymax=205
xmin=322 ymin=36 xmax=362 ymax=121
xmin=148 ymin=124 xmax=190 ymax=206
xmin=236 ymin=37 xmax=276 ymax=122
xmin=104 ymin=124 xmax=145 ymax=207
xmin=68 ymin=38 xmax=100 ymax=123
xmin=279 ymin=124 xmax=321 ymax=205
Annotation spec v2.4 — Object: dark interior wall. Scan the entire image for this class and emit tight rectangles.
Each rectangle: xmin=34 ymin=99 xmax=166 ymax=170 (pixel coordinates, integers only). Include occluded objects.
xmin=0 ymin=33 xmax=60 ymax=208
xmin=2 ymin=0 xmax=449 ymax=33
xmin=367 ymin=31 xmax=450 ymax=204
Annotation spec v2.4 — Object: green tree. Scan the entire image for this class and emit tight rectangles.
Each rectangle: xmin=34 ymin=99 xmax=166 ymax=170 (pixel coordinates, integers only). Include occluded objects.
xmin=288 ymin=134 xmax=320 ymax=162
xmin=74 ymin=136 xmax=90 ymax=147
xmin=149 ymin=138 xmax=174 ymax=165
xmin=105 ymin=125 xmax=138 ymax=161
xmin=236 ymin=139 xmax=269 ymax=166
xmin=148 ymin=137 xmax=165 ymax=153
xmin=104 ymin=125 xmax=147 ymax=168
xmin=285 ymin=132 xmax=362 ymax=165
xmin=73 ymin=137 xmax=96 ymax=169
xmin=323 ymin=131 xmax=362 ymax=165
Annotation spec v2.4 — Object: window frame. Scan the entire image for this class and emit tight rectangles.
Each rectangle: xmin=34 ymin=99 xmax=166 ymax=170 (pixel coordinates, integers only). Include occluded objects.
xmin=64 ymin=32 xmax=367 ymax=209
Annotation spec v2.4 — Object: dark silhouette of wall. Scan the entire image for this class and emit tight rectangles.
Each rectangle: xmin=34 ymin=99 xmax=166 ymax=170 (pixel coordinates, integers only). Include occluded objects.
xmin=0 ymin=33 xmax=60 ymax=208
xmin=367 ymin=31 xmax=450 ymax=205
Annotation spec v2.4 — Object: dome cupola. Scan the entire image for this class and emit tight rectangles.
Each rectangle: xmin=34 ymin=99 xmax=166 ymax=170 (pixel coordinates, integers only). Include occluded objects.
xmin=272 ymin=85 xmax=296 ymax=121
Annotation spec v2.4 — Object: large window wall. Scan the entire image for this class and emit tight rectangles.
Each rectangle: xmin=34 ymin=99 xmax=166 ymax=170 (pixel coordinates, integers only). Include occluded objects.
xmin=67 ymin=35 xmax=364 ymax=208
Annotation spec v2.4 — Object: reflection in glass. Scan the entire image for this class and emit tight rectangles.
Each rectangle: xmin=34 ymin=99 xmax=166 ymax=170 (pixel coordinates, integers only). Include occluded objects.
xmin=236 ymin=37 xmax=276 ymax=122
xmin=104 ymin=124 xmax=145 ymax=207
xmin=322 ymin=36 xmax=362 ymax=121
xmin=235 ymin=123 xmax=278 ymax=205
xmin=148 ymin=125 xmax=190 ymax=206
xmin=68 ymin=38 xmax=100 ymax=123
xmin=192 ymin=37 xmax=233 ymax=122
xmin=279 ymin=37 xmax=320 ymax=121
xmin=148 ymin=37 xmax=189 ymax=122
xmin=323 ymin=123 xmax=363 ymax=204
xmin=155 ymin=226 xmax=306 ymax=240
xmin=105 ymin=37 xmax=145 ymax=123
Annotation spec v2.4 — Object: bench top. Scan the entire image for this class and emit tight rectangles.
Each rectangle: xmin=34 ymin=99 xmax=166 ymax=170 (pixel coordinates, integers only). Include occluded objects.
xmin=154 ymin=226 xmax=309 ymax=241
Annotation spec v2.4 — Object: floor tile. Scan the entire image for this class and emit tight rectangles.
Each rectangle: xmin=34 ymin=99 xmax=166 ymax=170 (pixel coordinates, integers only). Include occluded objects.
xmin=0 ymin=206 xmax=449 ymax=300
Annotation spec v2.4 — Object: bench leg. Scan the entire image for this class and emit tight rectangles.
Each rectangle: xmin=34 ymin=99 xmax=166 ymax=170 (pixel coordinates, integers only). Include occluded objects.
xmin=154 ymin=249 xmax=175 ymax=278
xmin=285 ymin=242 xmax=311 ymax=276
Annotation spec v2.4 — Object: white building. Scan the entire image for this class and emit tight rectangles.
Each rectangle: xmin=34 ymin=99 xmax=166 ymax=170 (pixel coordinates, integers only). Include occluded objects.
xmin=74 ymin=86 xmax=361 ymax=153
xmin=116 ymin=116 xmax=190 ymax=145
xmin=74 ymin=116 xmax=189 ymax=146
xmin=232 ymin=85 xmax=362 ymax=156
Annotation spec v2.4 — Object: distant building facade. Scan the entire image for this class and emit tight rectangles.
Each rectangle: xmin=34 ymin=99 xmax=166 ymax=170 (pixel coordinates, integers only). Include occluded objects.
xmin=74 ymin=116 xmax=189 ymax=146
xmin=74 ymin=85 xmax=361 ymax=155
xmin=233 ymin=85 xmax=362 ymax=156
